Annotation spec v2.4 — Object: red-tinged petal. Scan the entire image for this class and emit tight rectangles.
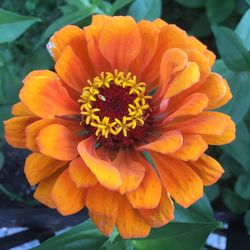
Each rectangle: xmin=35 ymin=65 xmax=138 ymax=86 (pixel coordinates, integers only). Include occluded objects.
xmin=55 ymin=46 xmax=91 ymax=92
xmin=202 ymin=117 xmax=235 ymax=145
xmin=78 ymin=137 xmax=122 ymax=190
xmin=69 ymin=157 xmax=97 ymax=187
xmin=138 ymin=130 xmax=183 ymax=154
xmin=4 ymin=116 xmax=38 ymax=148
xmin=130 ymin=20 xmax=159 ymax=79
xmin=151 ymin=153 xmax=203 ymax=208
xmin=12 ymin=102 xmax=34 ymax=117
xmin=99 ymin=16 xmax=141 ymax=71
xmin=51 ymin=169 xmax=87 ymax=215
xmin=126 ymin=153 xmax=161 ymax=209
xmin=166 ymin=93 xmax=209 ymax=121
xmin=36 ymin=124 xmax=80 ymax=161
xmin=169 ymin=134 xmax=208 ymax=161
xmin=165 ymin=62 xmax=200 ymax=98
xmin=86 ymin=184 xmax=121 ymax=217
xmin=139 ymin=189 xmax=174 ymax=228
xmin=116 ymin=197 xmax=151 ymax=239
xmin=167 ymin=112 xmax=232 ymax=136
xmin=25 ymin=153 xmax=66 ymax=185
xmin=20 ymin=70 xmax=79 ymax=119
xmin=89 ymin=212 xmax=116 ymax=237
xmin=112 ymin=150 xmax=145 ymax=194
xmin=34 ymin=170 xmax=63 ymax=208
xmin=189 ymin=154 xmax=224 ymax=186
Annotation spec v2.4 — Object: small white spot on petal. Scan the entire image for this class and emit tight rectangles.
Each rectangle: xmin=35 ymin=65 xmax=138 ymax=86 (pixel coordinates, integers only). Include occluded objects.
xmin=46 ymin=41 xmax=55 ymax=57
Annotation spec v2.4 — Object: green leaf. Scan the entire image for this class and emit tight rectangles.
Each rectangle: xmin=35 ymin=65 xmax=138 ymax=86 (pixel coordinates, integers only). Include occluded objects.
xmin=128 ymin=0 xmax=162 ymax=21
xmin=213 ymin=60 xmax=250 ymax=123
xmin=190 ymin=13 xmax=211 ymax=38
xmin=110 ymin=0 xmax=133 ymax=15
xmin=235 ymin=174 xmax=250 ymax=200
xmin=246 ymin=0 xmax=250 ymax=5
xmin=222 ymin=121 xmax=250 ymax=172
xmin=222 ymin=187 xmax=249 ymax=213
xmin=0 ymin=151 xmax=4 ymax=170
xmin=212 ymin=26 xmax=250 ymax=72
xmin=37 ymin=2 xmax=100 ymax=47
xmin=174 ymin=196 xmax=215 ymax=223
xmin=0 ymin=105 xmax=11 ymax=138
xmin=174 ymin=0 xmax=205 ymax=8
xmin=244 ymin=210 xmax=250 ymax=234
xmin=133 ymin=222 xmax=219 ymax=250
xmin=33 ymin=219 xmax=107 ymax=250
xmin=220 ymin=153 xmax=246 ymax=177
xmin=0 ymin=8 xmax=41 ymax=43
xmin=205 ymin=185 xmax=220 ymax=202
xmin=235 ymin=9 xmax=250 ymax=51
xmin=206 ymin=0 xmax=235 ymax=24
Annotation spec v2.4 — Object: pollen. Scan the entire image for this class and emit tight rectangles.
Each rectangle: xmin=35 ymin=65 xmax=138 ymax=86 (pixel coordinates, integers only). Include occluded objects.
xmin=78 ymin=71 xmax=152 ymax=146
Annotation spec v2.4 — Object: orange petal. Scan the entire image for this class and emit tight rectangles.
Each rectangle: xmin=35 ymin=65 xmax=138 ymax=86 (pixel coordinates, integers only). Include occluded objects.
xmin=34 ymin=170 xmax=63 ymax=208
xmin=86 ymin=184 xmax=121 ymax=218
xmin=55 ymin=46 xmax=91 ymax=92
xmin=187 ymin=49 xmax=210 ymax=81
xmin=169 ymin=134 xmax=208 ymax=161
xmin=116 ymin=197 xmax=151 ymax=239
xmin=212 ymin=80 xmax=232 ymax=109
xmin=168 ymin=112 xmax=233 ymax=136
xmin=25 ymin=153 xmax=66 ymax=185
xmin=130 ymin=20 xmax=159 ymax=79
xmin=202 ymin=117 xmax=235 ymax=145
xmin=51 ymin=169 xmax=87 ymax=215
xmin=4 ymin=116 xmax=38 ymax=148
xmin=69 ymin=157 xmax=97 ymax=187
xmin=154 ymin=48 xmax=188 ymax=98
xmin=25 ymin=119 xmax=53 ymax=151
xmin=152 ymin=18 xmax=168 ymax=29
xmin=112 ymin=150 xmax=145 ymax=194
xmin=84 ymin=17 xmax=111 ymax=74
xmin=48 ymin=25 xmax=92 ymax=68
xmin=20 ymin=70 xmax=79 ymax=119
xmin=166 ymin=93 xmax=208 ymax=121
xmin=78 ymin=137 xmax=121 ymax=190
xmin=198 ymin=73 xmax=227 ymax=110
xmin=12 ymin=102 xmax=34 ymax=116
xmin=204 ymin=50 xmax=216 ymax=67
xmin=151 ymin=153 xmax=203 ymax=208
xmin=126 ymin=153 xmax=161 ymax=209
xmin=189 ymin=154 xmax=224 ymax=186
xmin=138 ymin=130 xmax=183 ymax=154
xmin=139 ymin=188 xmax=174 ymax=228
xmin=99 ymin=16 xmax=141 ymax=71
xmin=89 ymin=211 xmax=116 ymax=237
xmin=36 ymin=124 xmax=80 ymax=161
xmin=165 ymin=62 xmax=200 ymax=98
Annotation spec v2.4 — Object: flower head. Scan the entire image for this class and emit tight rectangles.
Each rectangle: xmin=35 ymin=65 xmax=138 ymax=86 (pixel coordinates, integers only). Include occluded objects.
xmin=4 ymin=15 xmax=235 ymax=239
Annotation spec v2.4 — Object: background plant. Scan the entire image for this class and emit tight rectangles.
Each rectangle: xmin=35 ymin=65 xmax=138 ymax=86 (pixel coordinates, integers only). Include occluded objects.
xmin=0 ymin=0 xmax=250 ymax=248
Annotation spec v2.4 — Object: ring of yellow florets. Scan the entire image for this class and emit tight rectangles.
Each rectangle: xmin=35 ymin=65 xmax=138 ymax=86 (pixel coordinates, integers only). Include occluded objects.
xmin=78 ymin=70 xmax=152 ymax=140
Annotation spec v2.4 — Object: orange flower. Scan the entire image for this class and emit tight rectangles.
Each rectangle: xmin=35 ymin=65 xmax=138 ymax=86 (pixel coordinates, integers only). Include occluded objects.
xmin=4 ymin=15 xmax=235 ymax=239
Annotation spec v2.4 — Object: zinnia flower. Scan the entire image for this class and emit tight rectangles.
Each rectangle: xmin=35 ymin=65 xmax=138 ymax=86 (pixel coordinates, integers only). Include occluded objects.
xmin=4 ymin=15 xmax=235 ymax=238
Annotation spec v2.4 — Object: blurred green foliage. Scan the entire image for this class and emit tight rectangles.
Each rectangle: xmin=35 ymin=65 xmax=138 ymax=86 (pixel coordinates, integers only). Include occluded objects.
xmin=1 ymin=0 xmax=250 ymax=248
